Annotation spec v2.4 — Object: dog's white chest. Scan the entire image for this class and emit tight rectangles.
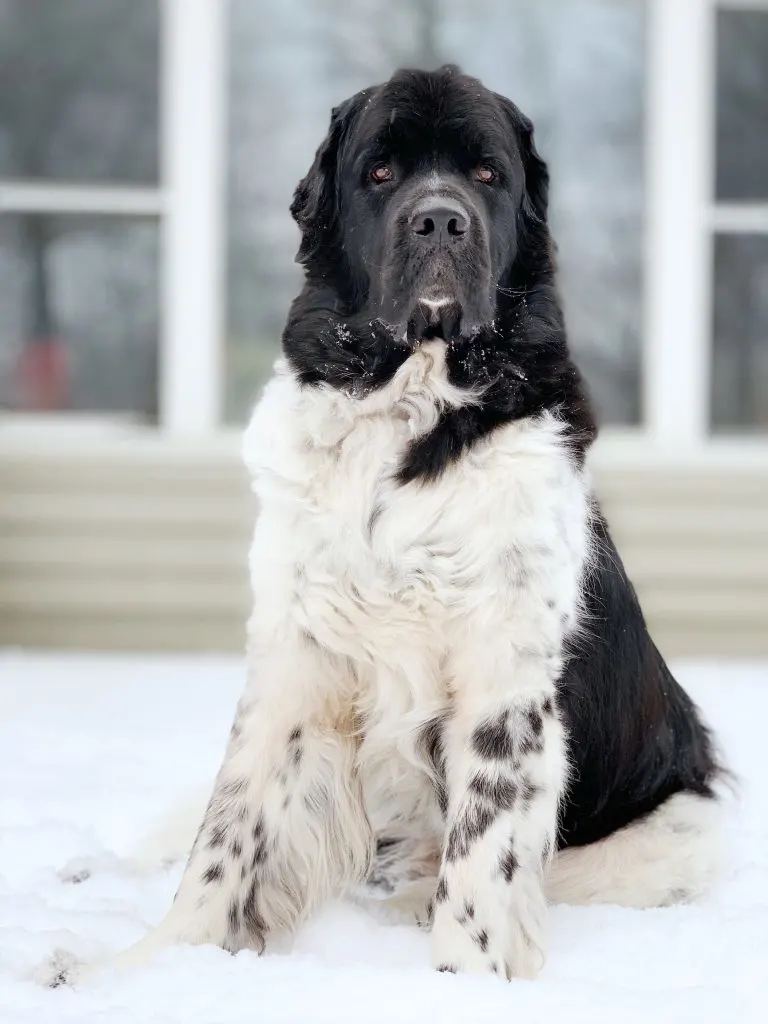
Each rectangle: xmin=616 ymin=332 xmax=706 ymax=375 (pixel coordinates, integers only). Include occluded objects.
xmin=243 ymin=350 xmax=590 ymax=692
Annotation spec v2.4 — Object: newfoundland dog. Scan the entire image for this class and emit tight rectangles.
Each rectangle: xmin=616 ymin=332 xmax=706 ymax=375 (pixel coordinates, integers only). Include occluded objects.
xmin=111 ymin=65 xmax=723 ymax=980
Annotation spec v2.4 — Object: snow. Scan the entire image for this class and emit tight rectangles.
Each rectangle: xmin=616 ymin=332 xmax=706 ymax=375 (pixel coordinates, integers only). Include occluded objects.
xmin=0 ymin=653 xmax=766 ymax=1024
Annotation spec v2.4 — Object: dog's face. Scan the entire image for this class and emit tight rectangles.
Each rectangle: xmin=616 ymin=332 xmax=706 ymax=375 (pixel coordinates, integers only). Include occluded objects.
xmin=290 ymin=65 xmax=550 ymax=345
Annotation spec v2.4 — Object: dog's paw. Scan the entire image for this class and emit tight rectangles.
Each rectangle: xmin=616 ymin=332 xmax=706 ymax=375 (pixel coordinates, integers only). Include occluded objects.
xmin=431 ymin=900 xmax=545 ymax=980
xmin=57 ymin=858 xmax=94 ymax=885
xmin=353 ymin=876 xmax=437 ymax=928
xmin=31 ymin=948 xmax=87 ymax=989
xmin=431 ymin=905 xmax=501 ymax=977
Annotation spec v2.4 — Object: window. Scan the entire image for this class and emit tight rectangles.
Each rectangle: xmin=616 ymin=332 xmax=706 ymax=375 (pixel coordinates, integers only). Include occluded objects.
xmin=0 ymin=215 xmax=159 ymax=418
xmin=1 ymin=0 xmax=765 ymax=451
xmin=710 ymin=6 xmax=768 ymax=432
xmin=0 ymin=0 xmax=160 ymax=421
xmin=225 ymin=0 xmax=646 ymax=426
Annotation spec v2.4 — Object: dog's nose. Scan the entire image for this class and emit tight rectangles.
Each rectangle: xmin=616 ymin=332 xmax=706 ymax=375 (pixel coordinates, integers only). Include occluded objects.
xmin=410 ymin=199 xmax=469 ymax=242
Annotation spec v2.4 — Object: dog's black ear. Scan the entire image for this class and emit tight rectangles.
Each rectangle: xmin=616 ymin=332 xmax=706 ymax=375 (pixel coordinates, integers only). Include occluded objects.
xmin=290 ymin=93 xmax=364 ymax=265
xmin=495 ymin=94 xmax=549 ymax=226
xmin=517 ymin=113 xmax=549 ymax=226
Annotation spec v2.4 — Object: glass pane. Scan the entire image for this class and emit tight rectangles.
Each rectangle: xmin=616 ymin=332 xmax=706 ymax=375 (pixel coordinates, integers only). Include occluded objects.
xmin=711 ymin=234 xmax=768 ymax=432
xmin=0 ymin=0 xmax=160 ymax=184
xmin=0 ymin=215 xmax=159 ymax=421
xmin=225 ymin=0 xmax=645 ymax=425
xmin=716 ymin=9 xmax=768 ymax=202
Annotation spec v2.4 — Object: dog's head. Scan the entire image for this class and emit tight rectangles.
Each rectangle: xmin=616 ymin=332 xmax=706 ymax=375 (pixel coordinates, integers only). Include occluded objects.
xmin=290 ymin=64 xmax=551 ymax=345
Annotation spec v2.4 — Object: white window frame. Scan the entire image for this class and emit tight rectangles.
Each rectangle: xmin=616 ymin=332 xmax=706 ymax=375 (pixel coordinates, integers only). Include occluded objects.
xmin=160 ymin=0 xmax=225 ymax=434
xmin=2 ymin=0 xmax=768 ymax=463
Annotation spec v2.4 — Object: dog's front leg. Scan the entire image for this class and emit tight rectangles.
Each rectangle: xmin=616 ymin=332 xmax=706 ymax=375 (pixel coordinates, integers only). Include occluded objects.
xmin=105 ymin=636 xmax=371 ymax=971
xmin=431 ymin=648 xmax=566 ymax=980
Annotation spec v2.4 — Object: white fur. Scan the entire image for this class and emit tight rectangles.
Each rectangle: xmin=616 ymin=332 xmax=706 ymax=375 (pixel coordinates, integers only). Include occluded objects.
xmin=544 ymin=791 xmax=724 ymax=908
xmin=88 ymin=342 xmax=717 ymax=983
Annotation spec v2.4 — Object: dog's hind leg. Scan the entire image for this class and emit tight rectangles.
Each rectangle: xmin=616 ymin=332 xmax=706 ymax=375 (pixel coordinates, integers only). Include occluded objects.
xmin=87 ymin=635 xmax=372 ymax=976
xmin=545 ymin=791 xmax=724 ymax=908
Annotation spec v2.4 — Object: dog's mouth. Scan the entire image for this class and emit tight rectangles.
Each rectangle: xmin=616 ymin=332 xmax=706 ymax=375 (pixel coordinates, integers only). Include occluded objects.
xmin=406 ymin=297 xmax=463 ymax=345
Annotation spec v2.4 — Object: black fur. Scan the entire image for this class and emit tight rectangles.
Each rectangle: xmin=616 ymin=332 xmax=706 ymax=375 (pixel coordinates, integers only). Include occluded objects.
xmin=283 ymin=64 xmax=595 ymax=480
xmin=417 ymin=713 xmax=449 ymax=815
xmin=556 ymin=511 xmax=721 ymax=849
xmin=445 ymin=801 xmax=496 ymax=862
xmin=471 ymin=712 xmax=513 ymax=760
xmin=284 ymin=65 xmax=721 ymax=858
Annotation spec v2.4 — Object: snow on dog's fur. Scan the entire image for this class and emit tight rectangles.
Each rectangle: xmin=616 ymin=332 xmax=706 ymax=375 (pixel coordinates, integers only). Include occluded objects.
xmin=75 ymin=66 xmax=724 ymax=983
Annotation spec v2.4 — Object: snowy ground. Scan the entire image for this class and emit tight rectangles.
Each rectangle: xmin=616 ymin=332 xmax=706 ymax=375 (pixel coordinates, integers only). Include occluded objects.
xmin=0 ymin=654 xmax=766 ymax=1024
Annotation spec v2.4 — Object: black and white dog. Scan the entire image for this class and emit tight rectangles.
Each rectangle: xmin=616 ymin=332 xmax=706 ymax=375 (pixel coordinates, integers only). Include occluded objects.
xmin=116 ymin=66 xmax=723 ymax=980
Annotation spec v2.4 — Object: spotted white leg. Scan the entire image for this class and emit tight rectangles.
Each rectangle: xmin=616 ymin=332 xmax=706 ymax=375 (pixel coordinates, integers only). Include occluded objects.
xmin=431 ymin=678 xmax=566 ymax=980
xmin=99 ymin=634 xmax=372 ymax=973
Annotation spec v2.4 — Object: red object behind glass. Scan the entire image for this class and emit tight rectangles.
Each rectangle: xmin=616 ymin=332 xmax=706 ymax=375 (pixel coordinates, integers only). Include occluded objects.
xmin=15 ymin=337 xmax=70 ymax=411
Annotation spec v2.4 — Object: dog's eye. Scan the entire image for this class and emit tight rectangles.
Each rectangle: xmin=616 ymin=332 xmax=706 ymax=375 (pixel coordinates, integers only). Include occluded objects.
xmin=370 ymin=165 xmax=393 ymax=184
xmin=475 ymin=165 xmax=497 ymax=184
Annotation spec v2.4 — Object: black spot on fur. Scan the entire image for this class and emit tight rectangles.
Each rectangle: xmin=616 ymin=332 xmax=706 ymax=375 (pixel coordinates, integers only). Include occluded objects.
xmin=519 ymin=733 xmax=544 ymax=756
xmin=228 ymin=899 xmax=240 ymax=934
xmin=520 ymin=778 xmax=541 ymax=806
xmin=435 ymin=876 xmax=449 ymax=903
xmin=292 ymin=745 xmax=303 ymax=768
xmin=468 ymin=771 xmax=518 ymax=810
xmin=424 ymin=898 xmax=435 ymax=926
xmin=242 ymin=880 xmax=266 ymax=950
xmin=251 ymin=838 xmax=268 ymax=870
xmin=417 ymin=714 xmax=449 ymax=815
xmin=436 ymin=963 xmax=457 ymax=974
xmin=219 ymin=778 xmax=248 ymax=798
xmin=230 ymin=838 xmax=242 ymax=859
xmin=475 ymin=929 xmax=489 ymax=952
xmin=529 ymin=707 xmax=544 ymax=736
xmin=252 ymin=815 xmax=265 ymax=841
xmin=542 ymin=697 xmax=554 ymax=716
xmin=288 ymin=726 xmax=303 ymax=744
xmin=471 ymin=712 xmax=512 ymax=760
xmin=301 ymin=628 xmax=320 ymax=648
xmin=445 ymin=802 xmax=496 ymax=861
xmin=499 ymin=844 xmax=518 ymax=882
xmin=208 ymin=823 xmax=226 ymax=849
xmin=464 ymin=901 xmax=475 ymax=920
xmin=202 ymin=861 xmax=224 ymax=884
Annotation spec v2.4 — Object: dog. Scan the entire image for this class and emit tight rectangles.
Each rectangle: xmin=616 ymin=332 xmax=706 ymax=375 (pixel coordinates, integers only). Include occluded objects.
xmin=106 ymin=65 xmax=723 ymax=981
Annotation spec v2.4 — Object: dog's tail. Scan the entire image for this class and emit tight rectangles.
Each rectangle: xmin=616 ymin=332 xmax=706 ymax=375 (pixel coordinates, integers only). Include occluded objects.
xmin=545 ymin=792 xmax=723 ymax=908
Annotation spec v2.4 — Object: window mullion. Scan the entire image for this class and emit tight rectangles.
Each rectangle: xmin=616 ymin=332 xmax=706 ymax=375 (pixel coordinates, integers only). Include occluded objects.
xmin=644 ymin=0 xmax=716 ymax=449
xmin=160 ymin=0 xmax=226 ymax=434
